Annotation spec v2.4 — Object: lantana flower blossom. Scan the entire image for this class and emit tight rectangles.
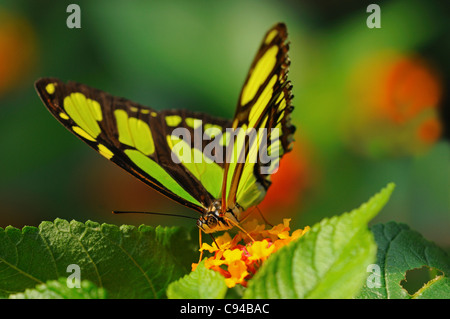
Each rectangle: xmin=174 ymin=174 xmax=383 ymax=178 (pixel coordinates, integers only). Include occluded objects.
xmin=192 ymin=218 xmax=310 ymax=288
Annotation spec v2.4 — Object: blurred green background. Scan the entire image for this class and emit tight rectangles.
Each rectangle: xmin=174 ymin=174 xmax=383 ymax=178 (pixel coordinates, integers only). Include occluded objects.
xmin=0 ymin=0 xmax=448 ymax=250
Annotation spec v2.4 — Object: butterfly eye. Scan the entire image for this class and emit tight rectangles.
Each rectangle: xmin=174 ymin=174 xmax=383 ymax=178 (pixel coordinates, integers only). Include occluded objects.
xmin=207 ymin=216 xmax=218 ymax=228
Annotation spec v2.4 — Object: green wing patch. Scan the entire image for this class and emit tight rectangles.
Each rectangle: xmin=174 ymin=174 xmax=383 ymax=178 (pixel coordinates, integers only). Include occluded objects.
xmin=35 ymin=78 xmax=231 ymax=211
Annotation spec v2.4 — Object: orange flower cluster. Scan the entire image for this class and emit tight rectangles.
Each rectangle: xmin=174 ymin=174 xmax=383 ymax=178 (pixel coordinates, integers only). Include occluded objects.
xmin=192 ymin=219 xmax=310 ymax=288
xmin=346 ymin=52 xmax=443 ymax=157
xmin=0 ymin=9 xmax=36 ymax=95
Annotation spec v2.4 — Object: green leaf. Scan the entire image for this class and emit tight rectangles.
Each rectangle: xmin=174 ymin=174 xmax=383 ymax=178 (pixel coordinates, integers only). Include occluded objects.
xmin=357 ymin=222 xmax=450 ymax=299
xmin=244 ymin=183 xmax=395 ymax=299
xmin=167 ymin=261 xmax=227 ymax=299
xmin=0 ymin=219 xmax=197 ymax=298
xmin=9 ymin=278 xmax=107 ymax=299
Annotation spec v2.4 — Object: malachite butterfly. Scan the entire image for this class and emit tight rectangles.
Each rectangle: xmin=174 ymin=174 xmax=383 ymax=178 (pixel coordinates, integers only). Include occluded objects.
xmin=35 ymin=23 xmax=295 ymax=235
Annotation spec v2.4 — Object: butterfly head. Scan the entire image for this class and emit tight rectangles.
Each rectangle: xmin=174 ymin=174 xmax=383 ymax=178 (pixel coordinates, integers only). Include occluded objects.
xmin=197 ymin=200 xmax=240 ymax=234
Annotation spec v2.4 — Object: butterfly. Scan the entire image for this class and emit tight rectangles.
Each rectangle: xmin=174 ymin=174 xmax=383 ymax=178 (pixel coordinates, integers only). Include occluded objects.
xmin=35 ymin=23 xmax=295 ymax=238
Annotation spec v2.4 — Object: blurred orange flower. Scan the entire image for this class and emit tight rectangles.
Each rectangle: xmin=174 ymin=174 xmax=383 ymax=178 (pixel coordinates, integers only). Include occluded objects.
xmin=192 ymin=219 xmax=310 ymax=288
xmin=258 ymin=138 xmax=316 ymax=219
xmin=345 ymin=52 xmax=443 ymax=156
xmin=380 ymin=57 xmax=442 ymax=125
xmin=0 ymin=9 xmax=37 ymax=95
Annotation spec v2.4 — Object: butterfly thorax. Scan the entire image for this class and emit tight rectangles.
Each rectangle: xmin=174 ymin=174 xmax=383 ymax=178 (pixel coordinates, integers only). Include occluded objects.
xmin=197 ymin=200 xmax=242 ymax=234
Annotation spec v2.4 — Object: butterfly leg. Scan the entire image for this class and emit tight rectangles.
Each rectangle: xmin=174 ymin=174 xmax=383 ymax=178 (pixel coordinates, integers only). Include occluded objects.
xmin=255 ymin=206 xmax=274 ymax=227
xmin=209 ymin=233 xmax=220 ymax=250
xmin=224 ymin=216 xmax=255 ymax=242
xmin=198 ymin=228 xmax=204 ymax=263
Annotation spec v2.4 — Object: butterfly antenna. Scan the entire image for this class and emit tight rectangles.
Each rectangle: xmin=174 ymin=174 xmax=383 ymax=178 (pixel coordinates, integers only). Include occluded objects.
xmin=112 ymin=211 xmax=197 ymax=220
xmin=115 ymin=210 xmax=205 ymax=264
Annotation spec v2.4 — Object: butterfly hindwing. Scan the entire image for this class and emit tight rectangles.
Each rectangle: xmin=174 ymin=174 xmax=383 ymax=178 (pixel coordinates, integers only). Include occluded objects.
xmin=159 ymin=108 xmax=232 ymax=201
xmin=35 ymin=78 xmax=232 ymax=212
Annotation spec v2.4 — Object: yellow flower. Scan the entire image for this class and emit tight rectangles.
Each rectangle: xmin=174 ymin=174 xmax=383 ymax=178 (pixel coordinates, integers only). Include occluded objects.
xmin=225 ymin=260 xmax=249 ymax=288
xmin=223 ymin=249 xmax=244 ymax=263
xmin=247 ymin=240 xmax=275 ymax=261
xmin=199 ymin=232 xmax=233 ymax=253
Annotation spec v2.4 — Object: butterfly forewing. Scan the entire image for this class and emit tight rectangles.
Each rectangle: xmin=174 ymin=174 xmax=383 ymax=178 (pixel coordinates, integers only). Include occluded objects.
xmin=35 ymin=78 xmax=231 ymax=212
